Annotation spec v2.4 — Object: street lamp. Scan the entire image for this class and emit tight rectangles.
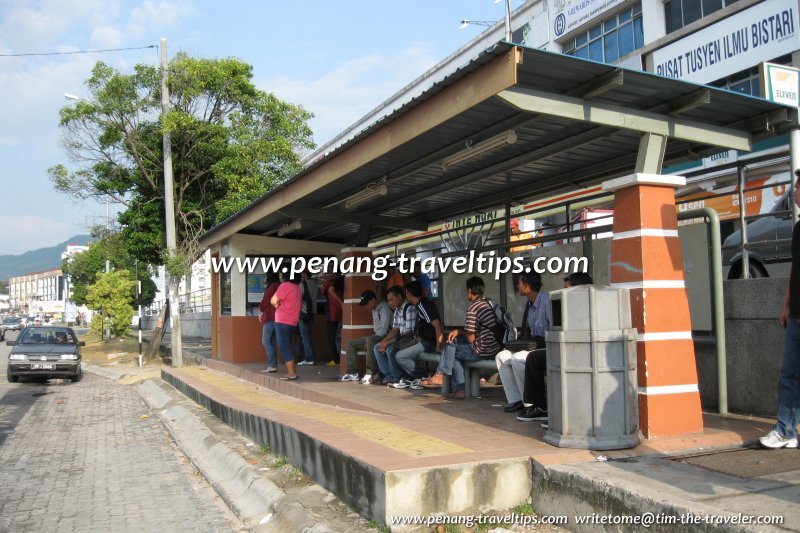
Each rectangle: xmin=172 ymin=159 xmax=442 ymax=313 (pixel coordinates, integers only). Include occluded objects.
xmin=459 ymin=0 xmax=512 ymax=42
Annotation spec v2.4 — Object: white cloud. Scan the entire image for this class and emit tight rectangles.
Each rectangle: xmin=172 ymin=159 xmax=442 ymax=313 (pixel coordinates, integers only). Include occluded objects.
xmin=91 ymin=25 xmax=125 ymax=48
xmin=128 ymin=0 xmax=193 ymax=36
xmin=257 ymin=47 xmax=440 ymax=147
xmin=0 ymin=215 xmax=74 ymax=255
xmin=0 ymin=137 xmax=17 ymax=147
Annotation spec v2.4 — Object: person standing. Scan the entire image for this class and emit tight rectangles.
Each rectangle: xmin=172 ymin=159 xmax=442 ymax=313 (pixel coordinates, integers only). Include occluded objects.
xmin=761 ymin=169 xmax=800 ymax=449
xmin=271 ymin=273 xmax=302 ymax=381
xmin=296 ymin=271 xmax=316 ymax=365
xmin=321 ymin=274 xmax=344 ymax=365
xmin=258 ymin=273 xmax=280 ymax=373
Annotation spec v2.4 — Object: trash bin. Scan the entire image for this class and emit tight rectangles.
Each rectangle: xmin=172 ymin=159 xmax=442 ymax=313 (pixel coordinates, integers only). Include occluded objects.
xmin=544 ymin=285 xmax=639 ymax=450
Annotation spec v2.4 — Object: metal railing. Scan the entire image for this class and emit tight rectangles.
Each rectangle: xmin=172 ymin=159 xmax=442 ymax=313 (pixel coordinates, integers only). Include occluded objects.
xmin=142 ymin=288 xmax=211 ymax=316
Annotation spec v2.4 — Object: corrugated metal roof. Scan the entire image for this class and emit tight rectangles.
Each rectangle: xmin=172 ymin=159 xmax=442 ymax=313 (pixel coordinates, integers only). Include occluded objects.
xmin=201 ymin=42 xmax=795 ymax=248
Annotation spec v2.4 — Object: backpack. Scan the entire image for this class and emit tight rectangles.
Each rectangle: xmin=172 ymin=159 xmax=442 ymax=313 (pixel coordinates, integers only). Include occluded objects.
xmin=300 ymin=280 xmax=314 ymax=323
xmin=489 ymin=299 xmax=518 ymax=346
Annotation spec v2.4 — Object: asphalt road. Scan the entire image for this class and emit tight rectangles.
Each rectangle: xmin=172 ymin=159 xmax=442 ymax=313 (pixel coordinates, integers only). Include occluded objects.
xmin=0 ymin=330 xmax=242 ymax=532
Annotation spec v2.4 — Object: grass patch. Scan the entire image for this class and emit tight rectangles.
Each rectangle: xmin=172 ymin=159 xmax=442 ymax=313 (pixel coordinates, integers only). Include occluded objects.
xmin=256 ymin=444 xmax=270 ymax=456
xmin=79 ymin=332 xmax=150 ymax=365
xmin=513 ymin=502 xmax=535 ymax=515
xmin=288 ymin=466 xmax=302 ymax=480
xmin=444 ymin=525 xmax=461 ymax=533
xmin=270 ymin=457 xmax=288 ymax=468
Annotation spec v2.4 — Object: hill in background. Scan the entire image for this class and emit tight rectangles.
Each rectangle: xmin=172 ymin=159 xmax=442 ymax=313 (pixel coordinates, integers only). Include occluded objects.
xmin=0 ymin=235 xmax=92 ymax=280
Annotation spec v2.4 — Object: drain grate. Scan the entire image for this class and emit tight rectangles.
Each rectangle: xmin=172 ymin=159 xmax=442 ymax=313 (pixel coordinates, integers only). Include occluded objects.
xmin=678 ymin=448 xmax=800 ymax=478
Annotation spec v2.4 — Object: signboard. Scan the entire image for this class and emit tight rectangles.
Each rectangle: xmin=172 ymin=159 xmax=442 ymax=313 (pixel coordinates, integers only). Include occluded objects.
xmin=677 ymin=173 xmax=790 ymax=221
xmin=651 ymin=0 xmax=799 ymax=84
xmin=551 ymin=0 xmax=626 ymax=38
xmin=761 ymin=62 xmax=800 ymax=107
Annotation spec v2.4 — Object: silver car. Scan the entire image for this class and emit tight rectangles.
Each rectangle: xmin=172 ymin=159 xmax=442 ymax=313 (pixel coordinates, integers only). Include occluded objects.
xmin=6 ymin=326 xmax=84 ymax=383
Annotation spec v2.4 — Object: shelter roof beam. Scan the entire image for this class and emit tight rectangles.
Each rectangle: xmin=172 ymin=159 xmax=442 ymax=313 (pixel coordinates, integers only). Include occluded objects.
xmin=497 ymin=87 xmax=752 ymax=152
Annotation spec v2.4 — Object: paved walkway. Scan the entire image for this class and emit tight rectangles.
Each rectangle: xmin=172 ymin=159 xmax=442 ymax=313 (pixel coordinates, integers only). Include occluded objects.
xmin=0 ymin=373 xmax=240 ymax=532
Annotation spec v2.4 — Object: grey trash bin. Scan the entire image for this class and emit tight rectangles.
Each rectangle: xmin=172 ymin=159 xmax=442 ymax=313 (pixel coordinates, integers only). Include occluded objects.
xmin=544 ymin=285 xmax=639 ymax=450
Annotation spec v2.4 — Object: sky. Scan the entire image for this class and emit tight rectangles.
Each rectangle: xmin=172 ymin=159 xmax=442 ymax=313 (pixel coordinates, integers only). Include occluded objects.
xmin=0 ymin=0 xmax=522 ymax=256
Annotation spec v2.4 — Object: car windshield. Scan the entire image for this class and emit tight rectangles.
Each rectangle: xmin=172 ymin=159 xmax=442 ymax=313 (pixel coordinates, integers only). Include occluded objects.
xmin=6 ymin=318 xmax=21 ymax=324
xmin=18 ymin=327 xmax=76 ymax=345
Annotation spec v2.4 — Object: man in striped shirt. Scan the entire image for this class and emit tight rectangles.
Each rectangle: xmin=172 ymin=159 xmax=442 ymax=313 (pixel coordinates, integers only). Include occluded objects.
xmin=430 ymin=276 xmax=501 ymax=399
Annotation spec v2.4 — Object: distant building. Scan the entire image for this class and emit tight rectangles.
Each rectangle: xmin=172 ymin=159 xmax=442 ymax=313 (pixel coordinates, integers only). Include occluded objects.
xmin=8 ymin=268 xmax=64 ymax=316
xmin=61 ymin=243 xmax=89 ymax=305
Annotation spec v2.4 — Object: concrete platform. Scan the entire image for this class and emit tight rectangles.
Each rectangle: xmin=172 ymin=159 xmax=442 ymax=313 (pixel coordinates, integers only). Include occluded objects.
xmin=162 ymin=359 xmax=800 ymax=530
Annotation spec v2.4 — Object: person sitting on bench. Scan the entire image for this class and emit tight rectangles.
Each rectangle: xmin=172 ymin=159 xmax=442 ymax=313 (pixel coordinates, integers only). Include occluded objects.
xmin=340 ymin=290 xmax=392 ymax=383
xmin=517 ymin=272 xmax=593 ymax=422
xmin=495 ymin=271 xmax=551 ymax=413
xmin=421 ymin=276 xmax=500 ymax=398
xmin=391 ymin=281 xmax=444 ymax=389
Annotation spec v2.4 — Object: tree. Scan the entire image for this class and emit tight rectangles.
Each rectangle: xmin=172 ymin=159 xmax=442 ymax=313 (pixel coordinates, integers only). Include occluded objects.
xmin=85 ymin=270 xmax=136 ymax=338
xmin=62 ymin=233 xmax=156 ymax=307
xmin=50 ymin=54 xmax=315 ymax=273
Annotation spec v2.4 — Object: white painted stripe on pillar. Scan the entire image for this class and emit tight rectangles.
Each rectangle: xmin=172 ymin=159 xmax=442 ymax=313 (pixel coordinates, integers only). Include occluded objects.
xmin=344 ymin=298 xmax=361 ymax=304
xmin=636 ymin=331 xmax=693 ymax=341
xmin=342 ymin=324 xmax=373 ymax=330
xmin=611 ymin=280 xmax=685 ymax=289
xmin=612 ymin=229 xmax=679 ymax=240
xmin=638 ymin=384 xmax=699 ymax=395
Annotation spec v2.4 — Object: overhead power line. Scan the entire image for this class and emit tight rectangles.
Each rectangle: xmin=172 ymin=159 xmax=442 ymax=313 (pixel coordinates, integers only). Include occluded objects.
xmin=0 ymin=45 xmax=157 ymax=58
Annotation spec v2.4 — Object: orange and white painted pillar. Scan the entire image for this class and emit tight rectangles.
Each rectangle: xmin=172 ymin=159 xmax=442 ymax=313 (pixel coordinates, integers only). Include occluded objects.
xmin=339 ymin=247 xmax=376 ymax=376
xmin=603 ymin=173 xmax=704 ymax=439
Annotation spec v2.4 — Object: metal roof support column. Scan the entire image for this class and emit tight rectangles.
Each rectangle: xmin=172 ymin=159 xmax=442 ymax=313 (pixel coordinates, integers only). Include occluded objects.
xmin=603 ymin=173 xmax=704 ymax=439
xmin=634 ymin=133 xmax=667 ymax=175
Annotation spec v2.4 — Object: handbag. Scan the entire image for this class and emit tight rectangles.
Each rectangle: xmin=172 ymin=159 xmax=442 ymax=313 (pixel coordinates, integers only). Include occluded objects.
xmin=395 ymin=331 xmax=422 ymax=351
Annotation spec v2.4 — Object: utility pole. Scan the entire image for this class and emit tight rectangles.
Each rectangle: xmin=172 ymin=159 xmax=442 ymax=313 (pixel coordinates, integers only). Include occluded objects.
xmin=161 ymin=37 xmax=183 ymax=367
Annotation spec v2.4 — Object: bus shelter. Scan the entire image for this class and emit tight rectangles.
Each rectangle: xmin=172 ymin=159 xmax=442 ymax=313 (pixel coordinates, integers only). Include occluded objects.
xmin=200 ymin=43 xmax=797 ymax=439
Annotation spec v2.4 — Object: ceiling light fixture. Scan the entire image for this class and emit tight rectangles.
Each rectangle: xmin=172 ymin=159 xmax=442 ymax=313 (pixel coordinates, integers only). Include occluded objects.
xmin=277 ymin=220 xmax=302 ymax=237
xmin=442 ymin=130 xmax=517 ymax=171
xmin=344 ymin=178 xmax=388 ymax=209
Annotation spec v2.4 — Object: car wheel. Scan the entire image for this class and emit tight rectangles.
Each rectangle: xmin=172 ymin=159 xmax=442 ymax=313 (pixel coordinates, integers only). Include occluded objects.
xmin=728 ymin=261 xmax=768 ymax=279
xmin=7 ymin=371 xmax=19 ymax=383
xmin=72 ymin=367 xmax=83 ymax=383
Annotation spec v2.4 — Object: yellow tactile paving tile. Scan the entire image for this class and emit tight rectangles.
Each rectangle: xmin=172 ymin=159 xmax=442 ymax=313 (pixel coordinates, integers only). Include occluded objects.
xmin=178 ymin=367 xmax=472 ymax=458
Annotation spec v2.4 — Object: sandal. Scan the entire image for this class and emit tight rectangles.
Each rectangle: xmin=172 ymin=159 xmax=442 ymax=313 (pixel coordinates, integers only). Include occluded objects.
xmin=420 ymin=375 xmax=444 ymax=388
xmin=280 ymin=375 xmax=299 ymax=381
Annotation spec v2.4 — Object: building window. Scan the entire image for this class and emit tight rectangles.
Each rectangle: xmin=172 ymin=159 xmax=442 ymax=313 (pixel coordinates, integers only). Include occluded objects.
xmin=664 ymin=0 xmax=742 ymax=33
xmin=563 ymin=4 xmax=643 ymax=63
xmin=708 ymin=54 xmax=792 ymax=97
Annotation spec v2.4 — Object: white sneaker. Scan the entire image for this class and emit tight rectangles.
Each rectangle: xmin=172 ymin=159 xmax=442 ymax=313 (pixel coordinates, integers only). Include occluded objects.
xmin=392 ymin=378 xmax=411 ymax=389
xmin=759 ymin=430 xmax=796 ymax=449
xmin=339 ymin=373 xmax=359 ymax=382
xmin=360 ymin=374 xmax=374 ymax=385
xmin=409 ymin=379 xmax=423 ymax=390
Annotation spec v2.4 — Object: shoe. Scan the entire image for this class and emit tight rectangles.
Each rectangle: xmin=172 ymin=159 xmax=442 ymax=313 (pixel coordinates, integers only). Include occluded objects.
xmin=760 ymin=430 xmax=797 ymax=449
xmin=445 ymin=389 xmax=465 ymax=399
xmin=503 ymin=401 xmax=523 ymax=412
xmin=360 ymin=374 xmax=374 ymax=385
xmin=339 ymin=373 xmax=359 ymax=382
xmin=541 ymin=422 xmax=549 ymax=429
xmin=298 ymin=360 xmax=314 ymax=366
xmin=327 ymin=361 xmax=337 ymax=367
xmin=262 ymin=367 xmax=278 ymax=373
xmin=392 ymin=378 xmax=411 ymax=389
xmin=409 ymin=379 xmax=423 ymax=390
xmin=517 ymin=407 xmax=548 ymax=421
xmin=279 ymin=375 xmax=299 ymax=381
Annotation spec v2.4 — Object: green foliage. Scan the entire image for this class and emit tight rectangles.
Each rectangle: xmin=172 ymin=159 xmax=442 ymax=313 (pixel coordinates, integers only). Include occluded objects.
xmin=269 ymin=457 xmax=287 ymax=468
xmin=86 ymin=270 xmax=137 ymax=337
xmin=62 ymin=235 xmax=156 ymax=307
xmin=512 ymin=502 xmax=535 ymax=515
xmin=257 ymin=443 xmax=270 ymax=456
xmin=51 ymin=54 xmax=315 ymax=267
xmin=288 ymin=467 xmax=302 ymax=480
